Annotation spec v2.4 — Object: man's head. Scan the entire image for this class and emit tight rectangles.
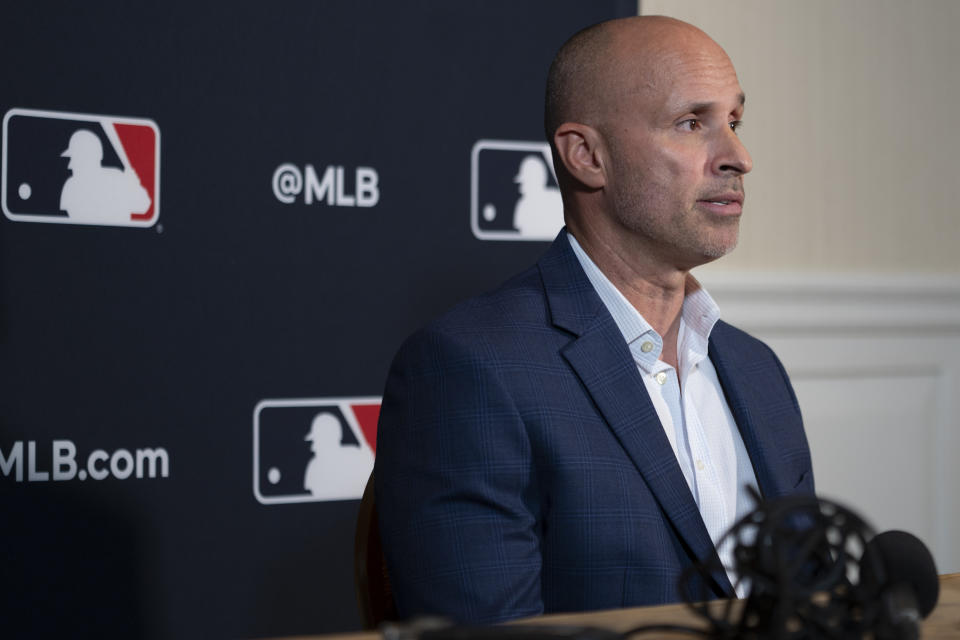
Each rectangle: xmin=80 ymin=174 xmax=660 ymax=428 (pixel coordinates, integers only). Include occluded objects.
xmin=306 ymin=412 xmax=346 ymax=452
xmin=514 ymin=155 xmax=550 ymax=195
xmin=545 ymin=16 xmax=752 ymax=270
xmin=61 ymin=129 xmax=103 ymax=174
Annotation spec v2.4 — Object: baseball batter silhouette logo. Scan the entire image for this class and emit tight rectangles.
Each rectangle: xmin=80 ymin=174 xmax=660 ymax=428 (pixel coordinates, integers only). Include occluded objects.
xmin=253 ymin=397 xmax=379 ymax=504
xmin=471 ymin=139 xmax=563 ymax=241
xmin=2 ymin=108 xmax=160 ymax=227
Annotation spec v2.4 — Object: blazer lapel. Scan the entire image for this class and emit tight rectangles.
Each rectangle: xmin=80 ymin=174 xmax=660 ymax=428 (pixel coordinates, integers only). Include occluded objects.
xmin=539 ymin=232 xmax=733 ymax=597
xmin=709 ymin=323 xmax=792 ymax=501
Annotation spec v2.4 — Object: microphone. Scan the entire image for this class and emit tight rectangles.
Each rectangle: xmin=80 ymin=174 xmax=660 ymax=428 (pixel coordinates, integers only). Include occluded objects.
xmin=859 ymin=530 xmax=940 ymax=640
xmin=675 ymin=491 xmax=940 ymax=639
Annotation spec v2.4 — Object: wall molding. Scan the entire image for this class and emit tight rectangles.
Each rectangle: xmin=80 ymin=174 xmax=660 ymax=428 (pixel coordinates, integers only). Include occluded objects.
xmin=697 ymin=272 xmax=960 ymax=333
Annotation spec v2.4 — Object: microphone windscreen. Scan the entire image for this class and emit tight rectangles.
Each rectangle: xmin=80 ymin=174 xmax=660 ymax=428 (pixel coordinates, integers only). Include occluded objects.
xmin=861 ymin=530 xmax=939 ymax=617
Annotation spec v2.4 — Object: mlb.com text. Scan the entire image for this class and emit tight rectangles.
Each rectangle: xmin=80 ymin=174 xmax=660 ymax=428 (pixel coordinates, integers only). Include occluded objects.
xmin=0 ymin=440 xmax=169 ymax=482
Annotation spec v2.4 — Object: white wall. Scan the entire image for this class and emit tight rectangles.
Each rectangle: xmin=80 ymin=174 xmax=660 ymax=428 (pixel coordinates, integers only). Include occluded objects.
xmin=638 ymin=1 xmax=960 ymax=573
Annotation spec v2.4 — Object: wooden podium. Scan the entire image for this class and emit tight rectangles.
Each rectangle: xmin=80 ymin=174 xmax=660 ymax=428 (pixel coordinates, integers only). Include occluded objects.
xmin=514 ymin=573 xmax=960 ymax=638
xmin=279 ymin=573 xmax=960 ymax=640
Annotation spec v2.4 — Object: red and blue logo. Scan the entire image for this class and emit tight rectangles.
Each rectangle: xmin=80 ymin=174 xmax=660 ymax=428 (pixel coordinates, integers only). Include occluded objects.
xmin=253 ymin=396 xmax=380 ymax=505
xmin=2 ymin=108 xmax=160 ymax=227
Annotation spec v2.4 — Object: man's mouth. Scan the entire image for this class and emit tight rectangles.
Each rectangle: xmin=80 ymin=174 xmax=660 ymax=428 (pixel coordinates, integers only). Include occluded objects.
xmin=701 ymin=192 xmax=743 ymax=205
xmin=697 ymin=193 xmax=744 ymax=214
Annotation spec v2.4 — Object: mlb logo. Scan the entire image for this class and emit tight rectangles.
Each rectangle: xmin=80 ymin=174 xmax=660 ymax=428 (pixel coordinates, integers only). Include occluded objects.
xmin=253 ymin=397 xmax=380 ymax=505
xmin=470 ymin=139 xmax=563 ymax=241
xmin=2 ymin=107 xmax=160 ymax=227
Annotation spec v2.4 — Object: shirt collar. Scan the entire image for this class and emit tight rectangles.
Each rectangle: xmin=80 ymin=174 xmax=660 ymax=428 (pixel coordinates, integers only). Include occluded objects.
xmin=567 ymin=232 xmax=721 ymax=371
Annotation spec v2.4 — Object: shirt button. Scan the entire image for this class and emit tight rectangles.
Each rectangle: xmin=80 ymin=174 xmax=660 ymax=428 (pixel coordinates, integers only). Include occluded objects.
xmin=655 ymin=372 xmax=667 ymax=385
xmin=641 ymin=341 xmax=654 ymax=353
xmin=695 ymin=459 xmax=705 ymax=471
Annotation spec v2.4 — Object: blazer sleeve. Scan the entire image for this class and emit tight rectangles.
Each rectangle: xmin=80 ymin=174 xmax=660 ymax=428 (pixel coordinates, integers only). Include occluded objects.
xmin=374 ymin=325 xmax=543 ymax=624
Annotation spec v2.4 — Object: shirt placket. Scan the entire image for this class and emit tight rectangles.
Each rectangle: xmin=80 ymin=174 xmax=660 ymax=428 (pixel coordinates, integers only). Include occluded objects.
xmin=681 ymin=350 xmax=731 ymax=546
xmin=655 ymin=364 xmax=697 ymax=500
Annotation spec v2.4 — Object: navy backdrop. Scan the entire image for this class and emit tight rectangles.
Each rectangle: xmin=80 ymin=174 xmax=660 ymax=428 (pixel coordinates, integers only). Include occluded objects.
xmin=0 ymin=1 xmax=634 ymax=638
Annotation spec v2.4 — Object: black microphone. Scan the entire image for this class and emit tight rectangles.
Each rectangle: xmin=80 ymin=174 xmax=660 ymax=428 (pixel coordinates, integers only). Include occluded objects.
xmin=859 ymin=530 xmax=940 ymax=640
xmin=675 ymin=491 xmax=941 ymax=640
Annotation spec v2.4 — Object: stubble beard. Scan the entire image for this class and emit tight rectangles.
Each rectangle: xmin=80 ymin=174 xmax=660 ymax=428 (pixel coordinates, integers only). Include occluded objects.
xmin=610 ymin=188 xmax=740 ymax=267
xmin=697 ymin=217 xmax=740 ymax=261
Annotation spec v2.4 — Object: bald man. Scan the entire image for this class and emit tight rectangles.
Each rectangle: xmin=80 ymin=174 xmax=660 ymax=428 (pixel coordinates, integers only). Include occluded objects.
xmin=375 ymin=16 xmax=814 ymax=624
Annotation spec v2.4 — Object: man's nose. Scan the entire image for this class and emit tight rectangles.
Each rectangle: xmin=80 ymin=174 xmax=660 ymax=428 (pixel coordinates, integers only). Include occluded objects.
xmin=714 ymin=127 xmax=753 ymax=176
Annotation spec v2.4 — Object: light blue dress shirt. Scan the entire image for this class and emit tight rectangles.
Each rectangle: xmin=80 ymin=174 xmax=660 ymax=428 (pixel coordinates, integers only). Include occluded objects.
xmin=568 ymin=233 xmax=759 ymax=593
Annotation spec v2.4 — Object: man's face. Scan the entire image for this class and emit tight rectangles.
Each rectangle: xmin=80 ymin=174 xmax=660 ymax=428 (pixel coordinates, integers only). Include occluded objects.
xmin=600 ymin=36 xmax=752 ymax=269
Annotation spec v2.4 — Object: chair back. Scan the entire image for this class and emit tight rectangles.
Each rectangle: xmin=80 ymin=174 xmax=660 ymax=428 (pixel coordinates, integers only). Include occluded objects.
xmin=354 ymin=470 xmax=398 ymax=629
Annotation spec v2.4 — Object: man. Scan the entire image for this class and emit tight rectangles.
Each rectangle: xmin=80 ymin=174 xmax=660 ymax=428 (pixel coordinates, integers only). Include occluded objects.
xmin=375 ymin=16 xmax=814 ymax=624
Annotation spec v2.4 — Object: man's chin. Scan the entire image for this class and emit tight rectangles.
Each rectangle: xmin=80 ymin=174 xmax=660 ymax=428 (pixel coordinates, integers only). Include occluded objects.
xmin=687 ymin=234 xmax=739 ymax=267
xmin=704 ymin=239 xmax=738 ymax=260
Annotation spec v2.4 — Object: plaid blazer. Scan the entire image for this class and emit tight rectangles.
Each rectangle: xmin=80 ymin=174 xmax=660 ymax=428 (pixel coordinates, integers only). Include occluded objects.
xmin=375 ymin=231 xmax=814 ymax=624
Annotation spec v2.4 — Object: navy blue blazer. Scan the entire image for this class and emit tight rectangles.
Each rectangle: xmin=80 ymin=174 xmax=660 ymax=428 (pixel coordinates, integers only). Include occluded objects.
xmin=375 ymin=232 xmax=814 ymax=624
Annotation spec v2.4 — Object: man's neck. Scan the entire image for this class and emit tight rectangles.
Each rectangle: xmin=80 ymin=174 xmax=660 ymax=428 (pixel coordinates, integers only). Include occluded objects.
xmin=568 ymin=226 xmax=690 ymax=369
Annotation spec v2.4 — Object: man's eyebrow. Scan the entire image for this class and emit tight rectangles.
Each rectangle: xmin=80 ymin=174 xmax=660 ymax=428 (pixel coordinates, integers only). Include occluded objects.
xmin=681 ymin=94 xmax=746 ymax=114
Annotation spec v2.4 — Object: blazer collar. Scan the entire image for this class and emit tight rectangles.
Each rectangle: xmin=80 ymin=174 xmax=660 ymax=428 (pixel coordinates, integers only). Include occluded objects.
xmin=708 ymin=325 xmax=797 ymax=502
xmin=538 ymin=229 xmax=605 ymax=336
xmin=538 ymin=230 xmax=734 ymax=597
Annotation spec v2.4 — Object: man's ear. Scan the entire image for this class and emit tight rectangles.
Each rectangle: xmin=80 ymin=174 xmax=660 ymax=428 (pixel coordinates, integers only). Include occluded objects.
xmin=553 ymin=123 xmax=606 ymax=190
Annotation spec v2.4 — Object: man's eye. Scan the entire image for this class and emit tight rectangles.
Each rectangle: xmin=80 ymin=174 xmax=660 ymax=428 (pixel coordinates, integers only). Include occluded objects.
xmin=679 ymin=119 xmax=701 ymax=131
xmin=729 ymin=120 xmax=743 ymax=133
